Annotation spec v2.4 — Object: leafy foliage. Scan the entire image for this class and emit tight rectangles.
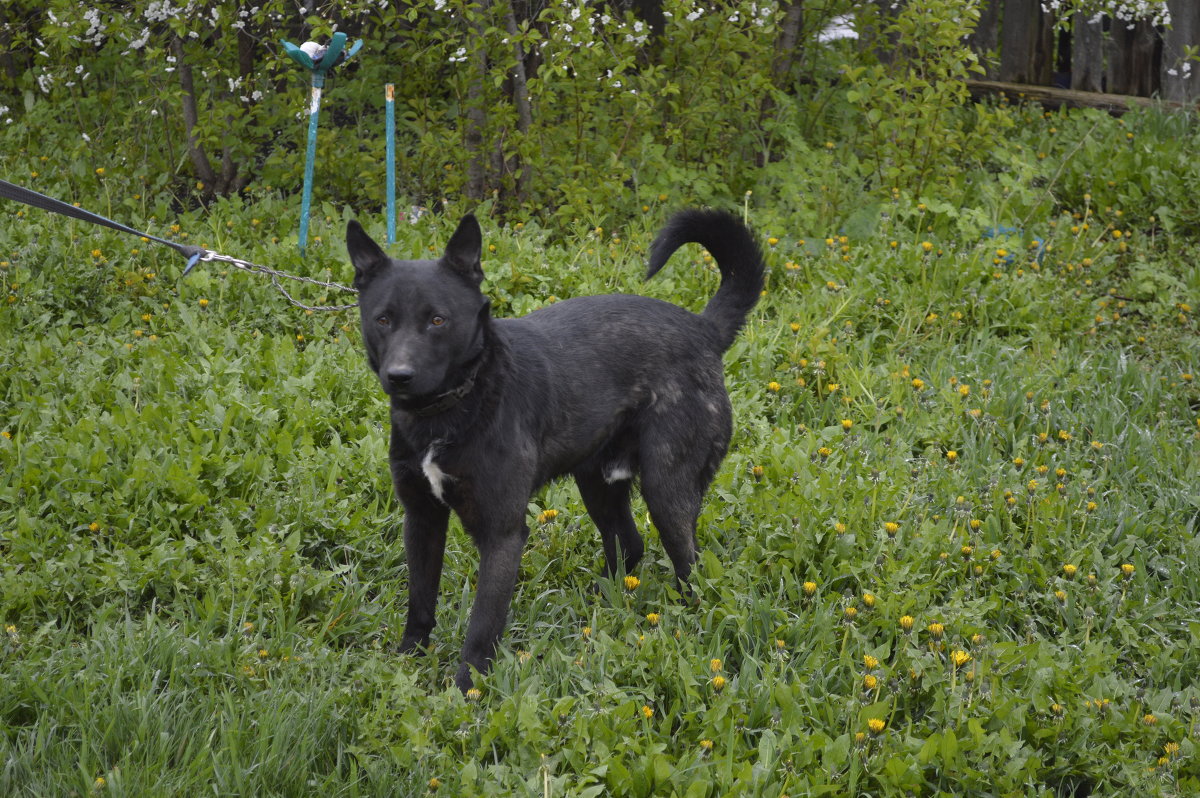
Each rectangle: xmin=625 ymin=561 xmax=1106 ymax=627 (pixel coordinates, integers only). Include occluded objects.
xmin=1 ymin=1 xmax=1200 ymax=795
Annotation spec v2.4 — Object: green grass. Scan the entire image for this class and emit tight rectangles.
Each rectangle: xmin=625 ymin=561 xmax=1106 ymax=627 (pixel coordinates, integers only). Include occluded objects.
xmin=1 ymin=104 xmax=1199 ymax=796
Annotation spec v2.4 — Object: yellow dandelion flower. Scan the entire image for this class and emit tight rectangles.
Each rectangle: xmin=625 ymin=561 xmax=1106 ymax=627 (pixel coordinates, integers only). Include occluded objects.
xmin=465 ymin=687 xmax=482 ymax=701
xmin=645 ymin=613 xmax=659 ymax=626
xmin=950 ymin=649 xmax=971 ymax=668
xmin=711 ymin=675 xmax=727 ymax=691
xmin=928 ymin=622 xmax=944 ymax=640
xmin=1062 ymin=564 xmax=1077 ymax=579
xmin=641 ymin=705 xmax=654 ymax=719
xmin=623 ymin=575 xmax=640 ymax=591
xmin=867 ymin=718 xmax=886 ymax=735
xmin=863 ymin=673 xmax=878 ymax=690
xmin=802 ymin=581 xmax=817 ymax=596
xmin=899 ymin=615 xmax=914 ymax=632
xmin=863 ymin=654 xmax=879 ymax=670
xmin=884 ymin=521 xmax=900 ymax=536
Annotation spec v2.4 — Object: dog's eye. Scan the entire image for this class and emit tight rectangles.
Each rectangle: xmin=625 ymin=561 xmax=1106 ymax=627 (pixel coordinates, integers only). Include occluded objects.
xmin=376 ymin=315 xmax=390 ymax=327
xmin=430 ymin=315 xmax=446 ymax=327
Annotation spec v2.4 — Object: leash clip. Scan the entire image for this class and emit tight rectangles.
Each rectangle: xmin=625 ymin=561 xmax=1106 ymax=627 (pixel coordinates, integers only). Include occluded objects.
xmin=180 ymin=246 xmax=210 ymax=277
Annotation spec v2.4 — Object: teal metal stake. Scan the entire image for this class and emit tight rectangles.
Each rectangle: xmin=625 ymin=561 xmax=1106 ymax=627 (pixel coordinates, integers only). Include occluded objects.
xmin=281 ymin=32 xmax=362 ymax=255
xmin=385 ymin=83 xmax=396 ymax=244
xmin=298 ymin=74 xmax=324 ymax=255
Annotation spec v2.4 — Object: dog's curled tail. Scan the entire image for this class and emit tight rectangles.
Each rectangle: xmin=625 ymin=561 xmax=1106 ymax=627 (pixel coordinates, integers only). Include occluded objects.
xmin=647 ymin=208 xmax=765 ymax=351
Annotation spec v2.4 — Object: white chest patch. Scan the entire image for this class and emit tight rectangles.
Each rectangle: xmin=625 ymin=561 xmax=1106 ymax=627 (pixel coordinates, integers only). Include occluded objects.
xmin=421 ymin=447 xmax=450 ymax=503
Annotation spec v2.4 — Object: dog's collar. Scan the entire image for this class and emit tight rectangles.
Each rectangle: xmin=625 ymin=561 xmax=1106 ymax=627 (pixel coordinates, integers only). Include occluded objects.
xmin=403 ymin=351 xmax=487 ymax=418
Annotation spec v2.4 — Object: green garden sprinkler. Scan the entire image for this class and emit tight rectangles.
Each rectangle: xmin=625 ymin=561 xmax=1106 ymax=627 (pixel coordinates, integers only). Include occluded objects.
xmin=281 ymin=32 xmax=362 ymax=255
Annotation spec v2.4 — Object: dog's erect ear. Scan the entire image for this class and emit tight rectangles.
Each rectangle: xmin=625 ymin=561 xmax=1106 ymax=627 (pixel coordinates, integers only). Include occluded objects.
xmin=442 ymin=214 xmax=484 ymax=286
xmin=346 ymin=219 xmax=389 ymax=288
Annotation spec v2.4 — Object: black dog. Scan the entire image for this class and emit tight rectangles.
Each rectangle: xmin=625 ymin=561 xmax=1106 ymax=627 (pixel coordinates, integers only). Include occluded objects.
xmin=346 ymin=209 xmax=763 ymax=690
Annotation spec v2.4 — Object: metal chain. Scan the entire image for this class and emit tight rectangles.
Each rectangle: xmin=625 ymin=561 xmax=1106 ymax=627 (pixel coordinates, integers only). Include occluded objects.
xmin=198 ymin=250 xmax=359 ymax=312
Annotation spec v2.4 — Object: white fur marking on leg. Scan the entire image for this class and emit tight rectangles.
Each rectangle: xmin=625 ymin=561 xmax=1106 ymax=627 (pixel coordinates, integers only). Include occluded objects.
xmin=604 ymin=466 xmax=633 ymax=484
xmin=422 ymin=447 xmax=449 ymax=503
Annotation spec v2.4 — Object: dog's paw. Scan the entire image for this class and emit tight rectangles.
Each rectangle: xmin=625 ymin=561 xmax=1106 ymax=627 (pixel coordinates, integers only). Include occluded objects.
xmin=673 ymin=580 xmax=700 ymax=607
xmin=397 ymin=634 xmax=431 ymax=655
xmin=454 ymin=663 xmax=476 ymax=694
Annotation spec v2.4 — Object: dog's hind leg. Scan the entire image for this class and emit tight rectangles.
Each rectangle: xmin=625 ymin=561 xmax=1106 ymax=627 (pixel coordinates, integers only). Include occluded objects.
xmin=641 ymin=473 xmax=704 ymax=587
xmin=574 ymin=469 xmax=644 ymax=578
xmin=638 ymin=414 xmax=729 ymax=592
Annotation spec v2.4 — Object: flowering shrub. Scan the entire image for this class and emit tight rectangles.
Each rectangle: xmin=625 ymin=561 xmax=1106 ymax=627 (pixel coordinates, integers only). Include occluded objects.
xmin=1040 ymin=0 xmax=1172 ymax=27
xmin=1 ymin=0 xmax=814 ymax=220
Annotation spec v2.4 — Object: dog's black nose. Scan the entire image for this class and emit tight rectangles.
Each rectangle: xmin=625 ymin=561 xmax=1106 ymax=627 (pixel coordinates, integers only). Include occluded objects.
xmin=386 ymin=366 xmax=415 ymax=387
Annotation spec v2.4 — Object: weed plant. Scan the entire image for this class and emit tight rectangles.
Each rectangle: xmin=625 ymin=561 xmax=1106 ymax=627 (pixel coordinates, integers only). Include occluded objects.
xmin=1 ymin=95 xmax=1199 ymax=796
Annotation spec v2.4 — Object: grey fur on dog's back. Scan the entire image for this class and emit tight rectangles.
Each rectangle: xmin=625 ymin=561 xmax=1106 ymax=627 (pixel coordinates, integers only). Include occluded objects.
xmin=347 ymin=207 xmax=764 ymax=692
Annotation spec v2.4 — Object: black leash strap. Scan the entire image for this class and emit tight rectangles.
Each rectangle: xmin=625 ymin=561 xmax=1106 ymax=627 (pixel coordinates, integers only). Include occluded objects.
xmin=0 ymin=177 xmax=359 ymax=311
xmin=0 ymin=177 xmax=205 ymax=266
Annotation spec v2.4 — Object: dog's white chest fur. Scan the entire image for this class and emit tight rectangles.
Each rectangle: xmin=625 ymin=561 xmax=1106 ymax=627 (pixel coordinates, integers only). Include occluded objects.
xmin=421 ymin=447 xmax=450 ymax=503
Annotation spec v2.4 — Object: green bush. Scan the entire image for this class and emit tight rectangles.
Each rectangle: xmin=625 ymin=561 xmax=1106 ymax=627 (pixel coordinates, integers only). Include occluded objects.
xmin=1 ymin=2 xmax=1199 ymax=794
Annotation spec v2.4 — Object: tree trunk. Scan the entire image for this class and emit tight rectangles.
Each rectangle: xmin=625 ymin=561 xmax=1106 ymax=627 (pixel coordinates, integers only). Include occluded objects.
xmin=465 ymin=6 xmax=489 ymax=202
xmin=503 ymin=1 xmax=532 ymax=202
xmin=998 ymin=0 xmax=1054 ymax=85
xmin=968 ymin=0 xmax=1001 ymax=79
xmin=0 ymin=6 xmax=19 ymax=84
xmin=868 ymin=0 xmax=900 ymax=66
xmin=172 ymin=36 xmax=218 ymax=198
xmin=772 ymin=0 xmax=804 ymax=89
xmin=1161 ymin=0 xmax=1200 ymax=103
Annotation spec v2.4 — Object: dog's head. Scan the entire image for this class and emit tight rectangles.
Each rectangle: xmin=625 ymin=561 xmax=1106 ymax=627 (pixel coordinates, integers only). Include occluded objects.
xmin=346 ymin=215 xmax=491 ymax=404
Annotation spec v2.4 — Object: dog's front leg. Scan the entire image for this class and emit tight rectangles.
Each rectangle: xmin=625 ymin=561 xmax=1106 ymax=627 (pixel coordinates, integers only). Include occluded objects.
xmin=455 ymin=520 xmax=529 ymax=692
xmin=395 ymin=479 xmax=451 ymax=653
